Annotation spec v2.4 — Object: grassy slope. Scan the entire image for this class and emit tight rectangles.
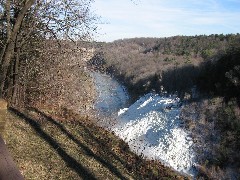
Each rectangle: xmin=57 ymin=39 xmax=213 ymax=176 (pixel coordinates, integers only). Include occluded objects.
xmin=4 ymin=107 xmax=185 ymax=179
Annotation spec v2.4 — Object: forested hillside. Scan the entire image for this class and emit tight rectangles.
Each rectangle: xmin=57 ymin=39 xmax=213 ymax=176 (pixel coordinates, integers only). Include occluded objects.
xmin=91 ymin=34 xmax=240 ymax=100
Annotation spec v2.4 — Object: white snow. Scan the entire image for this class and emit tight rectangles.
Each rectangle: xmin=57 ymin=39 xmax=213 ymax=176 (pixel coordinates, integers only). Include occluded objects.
xmin=118 ymin=108 xmax=128 ymax=116
xmin=113 ymin=94 xmax=195 ymax=175
xmin=90 ymin=72 xmax=129 ymax=116
xmin=91 ymin=71 xmax=196 ymax=176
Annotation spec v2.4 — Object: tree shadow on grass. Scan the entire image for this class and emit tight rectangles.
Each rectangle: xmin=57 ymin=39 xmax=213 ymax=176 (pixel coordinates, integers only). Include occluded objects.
xmin=9 ymin=108 xmax=96 ymax=180
xmin=11 ymin=107 xmax=128 ymax=180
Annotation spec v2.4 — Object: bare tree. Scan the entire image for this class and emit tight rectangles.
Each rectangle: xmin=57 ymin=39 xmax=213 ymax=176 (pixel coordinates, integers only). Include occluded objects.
xmin=0 ymin=0 xmax=97 ymax=101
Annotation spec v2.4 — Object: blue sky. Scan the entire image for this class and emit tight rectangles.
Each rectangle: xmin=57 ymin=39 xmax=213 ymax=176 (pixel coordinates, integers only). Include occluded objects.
xmin=92 ymin=0 xmax=240 ymax=42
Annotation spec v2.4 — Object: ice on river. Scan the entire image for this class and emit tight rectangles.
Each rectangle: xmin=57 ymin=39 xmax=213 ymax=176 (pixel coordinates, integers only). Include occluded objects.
xmin=113 ymin=93 xmax=195 ymax=175
xmin=91 ymin=72 xmax=129 ymax=115
xmin=91 ymin=72 xmax=195 ymax=176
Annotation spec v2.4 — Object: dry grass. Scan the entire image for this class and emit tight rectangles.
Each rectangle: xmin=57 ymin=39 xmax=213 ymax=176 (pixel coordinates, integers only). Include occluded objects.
xmin=0 ymin=99 xmax=7 ymax=109
xmin=3 ymin=107 xmax=185 ymax=180
xmin=0 ymin=99 xmax=8 ymax=137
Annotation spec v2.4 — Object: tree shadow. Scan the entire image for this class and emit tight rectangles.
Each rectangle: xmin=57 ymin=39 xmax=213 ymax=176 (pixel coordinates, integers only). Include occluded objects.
xmin=197 ymin=50 xmax=240 ymax=106
xmin=163 ymin=47 xmax=240 ymax=106
xmin=161 ymin=64 xmax=200 ymax=99
xmin=14 ymin=107 xmax=128 ymax=180
xmin=9 ymin=108 xmax=97 ymax=179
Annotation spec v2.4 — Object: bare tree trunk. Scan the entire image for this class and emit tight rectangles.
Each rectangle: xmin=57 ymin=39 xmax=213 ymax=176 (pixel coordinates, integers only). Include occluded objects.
xmin=6 ymin=58 xmax=14 ymax=99
xmin=6 ymin=0 xmax=11 ymax=42
xmin=0 ymin=0 xmax=11 ymax=62
xmin=11 ymin=48 xmax=20 ymax=106
xmin=0 ymin=0 xmax=36 ymax=97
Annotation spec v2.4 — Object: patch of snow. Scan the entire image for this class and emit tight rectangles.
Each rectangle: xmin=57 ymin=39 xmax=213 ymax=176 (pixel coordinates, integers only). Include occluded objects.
xmin=112 ymin=94 xmax=195 ymax=175
xmin=90 ymin=72 xmax=129 ymax=116
xmin=137 ymin=96 xmax=153 ymax=109
xmin=118 ymin=108 xmax=128 ymax=116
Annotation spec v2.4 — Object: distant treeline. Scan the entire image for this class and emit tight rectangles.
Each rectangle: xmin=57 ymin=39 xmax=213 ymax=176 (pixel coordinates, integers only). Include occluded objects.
xmin=90 ymin=34 xmax=240 ymax=102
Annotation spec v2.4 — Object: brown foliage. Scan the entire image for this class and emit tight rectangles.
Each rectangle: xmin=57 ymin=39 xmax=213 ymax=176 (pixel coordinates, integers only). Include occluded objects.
xmin=25 ymin=40 xmax=95 ymax=116
xmin=0 ymin=0 xmax=98 ymax=105
xmin=93 ymin=35 xmax=240 ymax=99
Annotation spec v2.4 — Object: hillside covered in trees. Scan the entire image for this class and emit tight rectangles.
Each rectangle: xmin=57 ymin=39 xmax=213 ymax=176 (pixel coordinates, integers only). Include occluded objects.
xmin=91 ymin=34 xmax=240 ymax=100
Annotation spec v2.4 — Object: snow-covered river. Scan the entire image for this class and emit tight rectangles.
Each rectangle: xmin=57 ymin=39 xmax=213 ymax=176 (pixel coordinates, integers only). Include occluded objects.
xmin=91 ymin=71 xmax=196 ymax=176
